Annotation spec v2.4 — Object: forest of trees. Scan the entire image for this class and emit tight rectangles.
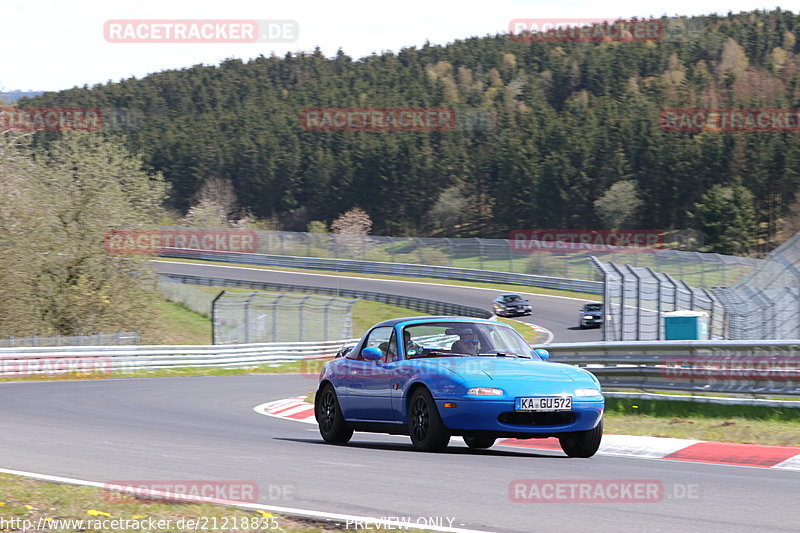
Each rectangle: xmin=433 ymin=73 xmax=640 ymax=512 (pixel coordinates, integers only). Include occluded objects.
xmin=19 ymin=10 xmax=800 ymax=254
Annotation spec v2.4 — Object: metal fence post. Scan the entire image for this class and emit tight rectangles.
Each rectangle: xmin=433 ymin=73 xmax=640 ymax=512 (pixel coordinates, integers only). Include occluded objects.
xmin=648 ymin=268 xmax=663 ymax=340
xmin=626 ymin=265 xmax=642 ymax=340
xmin=664 ymin=273 xmax=680 ymax=312
xmin=323 ymin=299 xmax=332 ymax=340
xmin=298 ymin=295 xmax=312 ymax=341
xmin=272 ymin=295 xmax=285 ymax=342
xmin=609 ymin=262 xmax=627 ymax=341
xmin=243 ymin=292 xmax=257 ymax=343
xmin=703 ymin=288 xmax=718 ymax=339
xmin=211 ymin=290 xmax=226 ymax=345
xmin=681 ymin=281 xmax=695 ymax=310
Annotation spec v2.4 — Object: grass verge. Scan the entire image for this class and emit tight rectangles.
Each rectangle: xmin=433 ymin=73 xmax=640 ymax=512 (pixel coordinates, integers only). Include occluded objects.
xmin=140 ymin=300 xmax=212 ymax=345
xmin=0 ymin=473 xmax=353 ymax=532
xmin=603 ymin=398 xmax=800 ymax=446
xmin=136 ymin=292 xmax=435 ymax=346
xmin=496 ymin=317 xmax=546 ymax=344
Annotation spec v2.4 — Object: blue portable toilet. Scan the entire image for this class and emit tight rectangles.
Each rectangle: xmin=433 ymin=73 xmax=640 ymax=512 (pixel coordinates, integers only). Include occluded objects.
xmin=663 ymin=311 xmax=709 ymax=340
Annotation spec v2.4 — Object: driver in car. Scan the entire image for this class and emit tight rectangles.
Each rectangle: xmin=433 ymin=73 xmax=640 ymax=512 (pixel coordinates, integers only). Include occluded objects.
xmin=403 ymin=329 xmax=424 ymax=357
xmin=450 ymin=328 xmax=480 ymax=355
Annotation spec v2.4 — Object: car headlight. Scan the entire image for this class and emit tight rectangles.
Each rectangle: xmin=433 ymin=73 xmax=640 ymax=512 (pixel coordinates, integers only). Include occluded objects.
xmin=583 ymin=315 xmax=593 ymax=319
xmin=574 ymin=388 xmax=601 ymax=397
xmin=467 ymin=387 xmax=504 ymax=396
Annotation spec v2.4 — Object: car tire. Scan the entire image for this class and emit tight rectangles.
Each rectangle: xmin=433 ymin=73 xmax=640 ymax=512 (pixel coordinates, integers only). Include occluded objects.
xmin=559 ymin=419 xmax=603 ymax=458
xmin=315 ymin=383 xmax=353 ymax=444
xmin=408 ymin=388 xmax=450 ymax=452
xmin=464 ymin=435 xmax=496 ymax=449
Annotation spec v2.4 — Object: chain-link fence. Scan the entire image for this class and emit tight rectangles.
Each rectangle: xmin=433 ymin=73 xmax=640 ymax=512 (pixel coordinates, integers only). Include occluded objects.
xmin=158 ymin=278 xmax=214 ymax=316
xmin=593 ymin=258 xmax=724 ymax=341
xmin=594 ymin=233 xmax=800 ymax=340
xmin=0 ymin=331 xmax=140 ymax=347
xmin=212 ymin=291 xmax=355 ymax=344
xmin=710 ymin=233 xmax=800 ymax=340
xmin=156 ymin=226 xmax=761 ymax=285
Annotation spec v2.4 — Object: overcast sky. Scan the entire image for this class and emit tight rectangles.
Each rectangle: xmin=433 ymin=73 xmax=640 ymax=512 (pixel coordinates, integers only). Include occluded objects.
xmin=0 ymin=0 xmax=790 ymax=92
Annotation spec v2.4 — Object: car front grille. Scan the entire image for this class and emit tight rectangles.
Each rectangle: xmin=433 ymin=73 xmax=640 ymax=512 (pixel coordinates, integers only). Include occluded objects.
xmin=498 ymin=412 xmax=576 ymax=426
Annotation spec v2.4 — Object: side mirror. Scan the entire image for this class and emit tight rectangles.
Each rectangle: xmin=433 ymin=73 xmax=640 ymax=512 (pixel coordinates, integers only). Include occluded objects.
xmin=534 ymin=348 xmax=550 ymax=361
xmin=361 ymin=346 xmax=383 ymax=361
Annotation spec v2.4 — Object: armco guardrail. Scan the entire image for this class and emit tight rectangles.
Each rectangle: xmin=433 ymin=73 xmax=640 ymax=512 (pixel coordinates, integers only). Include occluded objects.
xmin=3 ymin=337 xmax=798 ymax=401
xmin=547 ymin=340 xmax=800 ymax=397
xmin=160 ymin=249 xmax=603 ymax=294
xmin=160 ymin=273 xmax=493 ymax=319
xmin=0 ymin=339 xmax=356 ymax=376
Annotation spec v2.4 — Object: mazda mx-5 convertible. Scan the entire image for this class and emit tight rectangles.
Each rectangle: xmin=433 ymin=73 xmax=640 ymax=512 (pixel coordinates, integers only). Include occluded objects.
xmin=314 ymin=316 xmax=604 ymax=457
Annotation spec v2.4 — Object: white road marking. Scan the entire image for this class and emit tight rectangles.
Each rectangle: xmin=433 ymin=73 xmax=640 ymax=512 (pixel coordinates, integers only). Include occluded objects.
xmin=0 ymin=467 xmax=491 ymax=533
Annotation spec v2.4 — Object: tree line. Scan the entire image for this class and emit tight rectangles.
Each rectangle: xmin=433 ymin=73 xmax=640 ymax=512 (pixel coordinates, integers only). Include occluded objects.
xmin=18 ymin=9 xmax=800 ymax=254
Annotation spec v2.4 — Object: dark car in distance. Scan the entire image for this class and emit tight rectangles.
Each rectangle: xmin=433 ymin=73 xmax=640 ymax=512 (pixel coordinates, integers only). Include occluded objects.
xmin=579 ymin=303 xmax=604 ymax=329
xmin=493 ymin=294 xmax=532 ymax=317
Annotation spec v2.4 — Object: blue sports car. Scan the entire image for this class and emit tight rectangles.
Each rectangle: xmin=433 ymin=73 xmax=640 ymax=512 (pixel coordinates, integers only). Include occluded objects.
xmin=315 ymin=316 xmax=605 ymax=457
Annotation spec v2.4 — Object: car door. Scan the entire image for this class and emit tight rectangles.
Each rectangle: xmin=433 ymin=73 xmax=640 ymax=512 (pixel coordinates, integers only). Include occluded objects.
xmin=346 ymin=326 xmax=395 ymax=421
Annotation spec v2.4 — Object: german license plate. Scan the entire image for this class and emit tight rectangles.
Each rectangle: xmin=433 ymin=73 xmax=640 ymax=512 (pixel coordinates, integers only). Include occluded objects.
xmin=516 ymin=396 xmax=572 ymax=412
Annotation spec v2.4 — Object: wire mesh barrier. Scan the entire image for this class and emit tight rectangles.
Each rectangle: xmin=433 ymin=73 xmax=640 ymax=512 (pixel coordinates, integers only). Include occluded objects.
xmin=592 ymin=258 xmax=724 ymax=341
xmin=158 ymin=279 xmax=215 ymax=316
xmin=212 ymin=291 xmax=355 ymax=344
xmin=710 ymin=233 xmax=800 ymax=340
xmin=593 ymin=233 xmax=800 ymax=340
xmin=0 ymin=331 xmax=140 ymax=347
xmin=153 ymin=226 xmax=761 ymax=286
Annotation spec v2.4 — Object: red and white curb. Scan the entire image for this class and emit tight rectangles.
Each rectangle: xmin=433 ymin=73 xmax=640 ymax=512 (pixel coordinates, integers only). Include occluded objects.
xmin=254 ymin=397 xmax=800 ymax=471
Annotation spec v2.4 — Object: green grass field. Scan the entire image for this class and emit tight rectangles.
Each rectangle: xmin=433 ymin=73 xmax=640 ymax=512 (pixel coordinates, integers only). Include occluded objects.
xmin=0 ymin=473 xmax=376 ymax=533
xmin=603 ymin=398 xmax=800 ymax=446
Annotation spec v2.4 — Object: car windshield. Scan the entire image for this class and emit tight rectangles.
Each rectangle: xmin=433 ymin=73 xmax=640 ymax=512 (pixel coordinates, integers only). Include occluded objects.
xmin=402 ymin=322 xmax=536 ymax=359
xmin=503 ymin=295 xmax=523 ymax=302
xmin=585 ymin=304 xmax=602 ymax=312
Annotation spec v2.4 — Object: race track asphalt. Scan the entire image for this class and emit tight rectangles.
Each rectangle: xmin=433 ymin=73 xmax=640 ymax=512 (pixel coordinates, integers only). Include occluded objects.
xmin=1 ymin=375 xmax=796 ymax=533
xmin=152 ymin=260 xmax=603 ymax=343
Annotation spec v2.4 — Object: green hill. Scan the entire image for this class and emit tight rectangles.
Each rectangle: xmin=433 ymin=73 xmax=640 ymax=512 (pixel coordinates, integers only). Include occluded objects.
xmin=21 ymin=10 xmax=800 ymax=251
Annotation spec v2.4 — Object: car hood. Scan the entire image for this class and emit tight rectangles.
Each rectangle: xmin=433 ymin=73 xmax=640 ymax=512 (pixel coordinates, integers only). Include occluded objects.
xmin=419 ymin=357 xmax=587 ymax=382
